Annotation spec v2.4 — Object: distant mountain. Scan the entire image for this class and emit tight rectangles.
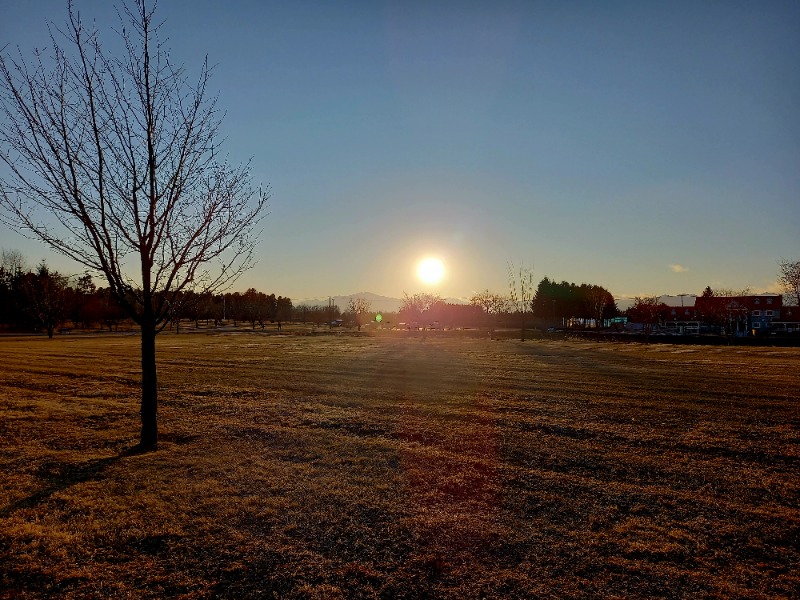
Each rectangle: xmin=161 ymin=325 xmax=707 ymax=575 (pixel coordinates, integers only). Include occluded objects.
xmin=295 ymin=292 xmax=403 ymax=313
xmin=297 ymin=293 xmax=695 ymax=314
xmin=295 ymin=292 xmax=467 ymax=313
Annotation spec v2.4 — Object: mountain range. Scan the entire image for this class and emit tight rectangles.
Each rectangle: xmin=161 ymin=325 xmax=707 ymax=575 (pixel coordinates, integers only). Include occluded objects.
xmin=295 ymin=292 xmax=651 ymax=313
xmin=295 ymin=292 xmax=467 ymax=313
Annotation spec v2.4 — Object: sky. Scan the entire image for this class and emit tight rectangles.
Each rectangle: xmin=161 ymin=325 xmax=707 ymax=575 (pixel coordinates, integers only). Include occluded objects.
xmin=2 ymin=0 xmax=799 ymax=304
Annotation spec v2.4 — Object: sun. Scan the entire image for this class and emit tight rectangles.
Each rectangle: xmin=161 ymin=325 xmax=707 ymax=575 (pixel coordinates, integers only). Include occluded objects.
xmin=417 ymin=257 xmax=445 ymax=285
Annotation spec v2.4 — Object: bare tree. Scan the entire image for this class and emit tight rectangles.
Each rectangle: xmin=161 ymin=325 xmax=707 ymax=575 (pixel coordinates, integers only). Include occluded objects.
xmin=469 ymin=289 xmax=509 ymax=336
xmin=1 ymin=249 xmax=26 ymax=277
xmin=508 ymin=261 xmax=534 ymax=341
xmin=0 ymin=1 xmax=268 ymax=450
xmin=347 ymin=297 xmax=372 ymax=331
xmin=714 ymin=287 xmax=752 ymax=298
xmin=778 ymin=259 xmax=800 ymax=306
xmin=627 ymin=295 xmax=666 ymax=340
xmin=399 ymin=292 xmax=441 ymax=328
xmin=469 ymin=289 xmax=510 ymax=317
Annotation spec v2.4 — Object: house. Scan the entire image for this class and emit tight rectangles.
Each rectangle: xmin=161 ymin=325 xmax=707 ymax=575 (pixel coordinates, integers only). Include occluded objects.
xmin=694 ymin=294 xmax=783 ymax=336
xmin=658 ymin=297 xmax=700 ymax=334
xmin=770 ymin=305 xmax=800 ymax=335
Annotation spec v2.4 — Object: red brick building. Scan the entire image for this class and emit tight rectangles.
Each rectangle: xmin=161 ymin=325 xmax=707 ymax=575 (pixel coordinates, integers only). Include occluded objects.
xmin=694 ymin=294 xmax=783 ymax=335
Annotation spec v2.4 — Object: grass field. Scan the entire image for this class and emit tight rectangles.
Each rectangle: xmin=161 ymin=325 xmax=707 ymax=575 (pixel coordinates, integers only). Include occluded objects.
xmin=1 ymin=333 xmax=798 ymax=598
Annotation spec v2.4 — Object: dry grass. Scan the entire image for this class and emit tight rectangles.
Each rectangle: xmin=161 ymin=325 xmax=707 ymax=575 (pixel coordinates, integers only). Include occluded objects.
xmin=1 ymin=333 xmax=798 ymax=598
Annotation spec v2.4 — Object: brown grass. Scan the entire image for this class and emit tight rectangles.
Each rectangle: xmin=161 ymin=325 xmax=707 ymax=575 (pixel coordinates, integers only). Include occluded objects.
xmin=1 ymin=333 xmax=798 ymax=598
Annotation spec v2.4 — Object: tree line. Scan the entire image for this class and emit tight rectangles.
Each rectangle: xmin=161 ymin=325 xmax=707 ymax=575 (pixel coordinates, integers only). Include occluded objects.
xmin=0 ymin=250 xmax=294 ymax=335
xmin=8 ymin=252 xmax=795 ymax=338
xmin=393 ymin=277 xmax=620 ymax=332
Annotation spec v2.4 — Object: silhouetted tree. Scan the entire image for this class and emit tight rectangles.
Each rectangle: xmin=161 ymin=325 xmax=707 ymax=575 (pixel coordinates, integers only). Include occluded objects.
xmin=581 ymin=284 xmax=617 ymax=328
xmin=96 ymin=287 xmax=128 ymax=331
xmin=532 ymin=277 xmax=617 ymax=330
xmin=18 ymin=262 xmax=69 ymax=337
xmin=0 ymin=1 xmax=269 ymax=449
xmin=778 ymin=259 xmax=800 ymax=305
xmin=275 ymin=296 xmax=292 ymax=327
xmin=626 ymin=296 xmax=668 ymax=339
xmin=508 ymin=262 xmax=534 ymax=340
xmin=469 ymin=289 xmax=509 ymax=333
xmin=66 ymin=273 xmax=98 ymax=329
xmin=241 ymin=288 xmax=269 ymax=329
xmin=399 ymin=292 xmax=441 ymax=327
xmin=0 ymin=251 xmax=25 ymax=329
xmin=1 ymin=250 xmax=25 ymax=279
xmin=347 ymin=297 xmax=372 ymax=331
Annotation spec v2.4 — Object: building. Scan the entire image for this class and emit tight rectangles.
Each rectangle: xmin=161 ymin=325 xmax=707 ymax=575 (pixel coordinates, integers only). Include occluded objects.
xmin=770 ymin=305 xmax=800 ymax=335
xmin=694 ymin=294 xmax=783 ymax=336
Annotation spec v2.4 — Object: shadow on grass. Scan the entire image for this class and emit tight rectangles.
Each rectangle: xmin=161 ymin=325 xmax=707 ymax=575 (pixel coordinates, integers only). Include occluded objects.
xmin=0 ymin=444 xmax=146 ymax=518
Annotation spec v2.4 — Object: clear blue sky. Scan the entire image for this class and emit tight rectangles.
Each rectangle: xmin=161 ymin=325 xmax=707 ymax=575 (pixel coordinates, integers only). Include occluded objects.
xmin=2 ymin=0 xmax=798 ymax=303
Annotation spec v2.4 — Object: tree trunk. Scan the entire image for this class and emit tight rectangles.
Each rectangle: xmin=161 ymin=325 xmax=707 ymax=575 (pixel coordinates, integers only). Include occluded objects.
xmin=140 ymin=321 xmax=158 ymax=450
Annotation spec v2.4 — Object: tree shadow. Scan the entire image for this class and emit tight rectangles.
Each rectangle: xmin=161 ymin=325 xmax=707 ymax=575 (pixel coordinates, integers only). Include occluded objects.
xmin=0 ymin=445 xmax=144 ymax=518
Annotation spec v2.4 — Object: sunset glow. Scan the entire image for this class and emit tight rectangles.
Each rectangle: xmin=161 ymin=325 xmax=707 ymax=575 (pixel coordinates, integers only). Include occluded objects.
xmin=417 ymin=257 xmax=445 ymax=285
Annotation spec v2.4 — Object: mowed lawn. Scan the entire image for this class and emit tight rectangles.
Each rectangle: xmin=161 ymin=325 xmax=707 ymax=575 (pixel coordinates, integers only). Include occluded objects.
xmin=1 ymin=333 xmax=798 ymax=599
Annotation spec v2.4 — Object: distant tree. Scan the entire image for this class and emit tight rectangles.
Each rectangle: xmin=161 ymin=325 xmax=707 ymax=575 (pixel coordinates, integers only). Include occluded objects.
xmin=66 ymin=272 xmax=98 ymax=329
xmin=208 ymin=293 xmax=226 ymax=326
xmin=532 ymin=277 xmax=617 ymax=330
xmin=325 ymin=299 xmax=341 ymax=327
xmin=194 ymin=292 xmax=215 ymax=327
xmin=0 ymin=250 xmax=26 ymax=329
xmin=76 ymin=273 xmax=96 ymax=296
xmin=469 ymin=289 xmax=509 ymax=332
xmin=778 ymin=259 xmax=800 ymax=305
xmin=168 ymin=290 xmax=203 ymax=333
xmin=347 ymin=297 xmax=372 ymax=331
xmin=582 ymin=284 xmax=617 ymax=328
xmin=399 ymin=292 xmax=441 ymax=327
xmin=714 ymin=287 xmax=752 ymax=298
xmin=225 ymin=292 xmax=243 ymax=326
xmin=305 ymin=303 xmax=338 ymax=327
xmin=292 ymin=304 xmax=309 ymax=324
xmin=701 ymin=286 xmax=714 ymax=298
xmin=17 ymin=262 xmax=69 ymax=337
xmin=626 ymin=296 xmax=668 ymax=338
xmin=533 ymin=277 xmax=559 ymax=327
xmin=1 ymin=249 xmax=26 ymax=278
xmin=0 ymin=1 xmax=268 ymax=449
xmin=79 ymin=286 xmax=106 ymax=330
xmin=241 ymin=288 xmax=268 ymax=329
xmin=97 ymin=288 xmax=127 ymax=331
xmin=433 ymin=302 xmax=483 ymax=329
xmin=293 ymin=302 xmax=338 ymax=327
xmin=275 ymin=296 xmax=292 ymax=327
xmin=508 ymin=262 xmax=534 ymax=340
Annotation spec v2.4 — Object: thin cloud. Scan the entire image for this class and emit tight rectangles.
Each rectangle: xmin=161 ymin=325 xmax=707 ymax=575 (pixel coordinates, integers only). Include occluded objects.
xmin=669 ymin=264 xmax=689 ymax=273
